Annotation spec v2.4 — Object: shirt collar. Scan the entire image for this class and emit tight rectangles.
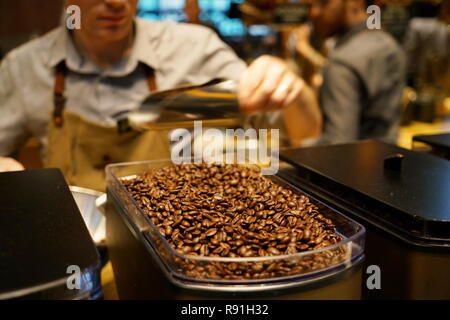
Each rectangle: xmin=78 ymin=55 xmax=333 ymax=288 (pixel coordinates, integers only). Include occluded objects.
xmin=47 ymin=18 xmax=157 ymax=76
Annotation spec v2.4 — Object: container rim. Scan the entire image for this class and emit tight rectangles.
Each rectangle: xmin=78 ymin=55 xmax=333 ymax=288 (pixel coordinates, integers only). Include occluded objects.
xmin=169 ymin=253 xmax=365 ymax=291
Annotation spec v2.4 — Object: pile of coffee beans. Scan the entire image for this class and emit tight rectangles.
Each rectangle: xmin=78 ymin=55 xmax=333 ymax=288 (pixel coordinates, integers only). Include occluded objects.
xmin=122 ymin=163 xmax=347 ymax=280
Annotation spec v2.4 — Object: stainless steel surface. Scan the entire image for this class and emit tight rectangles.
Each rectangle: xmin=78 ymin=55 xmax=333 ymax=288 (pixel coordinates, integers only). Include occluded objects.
xmin=69 ymin=186 xmax=106 ymax=244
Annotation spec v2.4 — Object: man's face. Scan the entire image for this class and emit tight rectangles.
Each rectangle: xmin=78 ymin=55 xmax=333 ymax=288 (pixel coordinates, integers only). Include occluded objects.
xmin=66 ymin=0 xmax=138 ymax=41
xmin=307 ymin=0 xmax=347 ymax=39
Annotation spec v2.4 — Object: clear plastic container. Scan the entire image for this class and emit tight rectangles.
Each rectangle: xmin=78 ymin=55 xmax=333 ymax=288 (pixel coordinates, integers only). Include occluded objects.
xmin=106 ymin=159 xmax=365 ymax=294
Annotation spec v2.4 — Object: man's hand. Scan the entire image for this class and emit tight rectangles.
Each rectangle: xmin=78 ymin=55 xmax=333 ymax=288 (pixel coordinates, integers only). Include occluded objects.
xmin=0 ymin=157 xmax=25 ymax=172
xmin=238 ymin=55 xmax=322 ymax=145
xmin=238 ymin=55 xmax=305 ymax=113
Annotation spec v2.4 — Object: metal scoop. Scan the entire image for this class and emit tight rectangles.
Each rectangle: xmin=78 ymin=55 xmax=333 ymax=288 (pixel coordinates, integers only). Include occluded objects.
xmin=118 ymin=79 xmax=242 ymax=132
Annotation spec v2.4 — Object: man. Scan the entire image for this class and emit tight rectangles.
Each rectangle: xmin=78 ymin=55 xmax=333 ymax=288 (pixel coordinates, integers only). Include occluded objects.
xmin=0 ymin=0 xmax=320 ymax=189
xmin=403 ymin=0 xmax=449 ymax=88
xmin=308 ymin=0 xmax=406 ymax=144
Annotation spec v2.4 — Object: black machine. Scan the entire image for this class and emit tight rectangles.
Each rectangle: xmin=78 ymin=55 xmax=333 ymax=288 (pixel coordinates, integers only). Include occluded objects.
xmin=279 ymin=140 xmax=450 ymax=299
xmin=0 ymin=169 xmax=102 ymax=300
xmin=413 ymin=133 xmax=450 ymax=160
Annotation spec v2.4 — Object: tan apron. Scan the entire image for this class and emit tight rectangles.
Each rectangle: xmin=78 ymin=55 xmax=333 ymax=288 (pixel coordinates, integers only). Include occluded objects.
xmin=45 ymin=62 xmax=171 ymax=191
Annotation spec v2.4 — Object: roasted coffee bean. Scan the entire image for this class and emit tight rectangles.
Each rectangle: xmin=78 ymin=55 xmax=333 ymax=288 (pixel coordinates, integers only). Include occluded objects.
xmin=267 ymin=247 xmax=280 ymax=255
xmin=165 ymin=226 xmax=173 ymax=236
xmin=298 ymin=244 xmax=309 ymax=250
xmin=180 ymin=246 xmax=192 ymax=254
xmin=303 ymin=229 xmax=311 ymax=240
xmin=205 ymin=228 xmax=218 ymax=237
xmin=123 ymin=163 xmax=346 ymax=281
xmin=315 ymin=236 xmax=324 ymax=244
xmin=181 ymin=220 xmax=190 ymax=228
xmin=238 ymin=246 xmax=250 ymax=257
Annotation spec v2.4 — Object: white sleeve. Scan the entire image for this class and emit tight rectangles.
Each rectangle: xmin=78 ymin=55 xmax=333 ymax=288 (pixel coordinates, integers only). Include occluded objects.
xmin=193 ymin=27 xmax=247 ymax=81
xmin=0 ymin=53 xmax=30 ymax=156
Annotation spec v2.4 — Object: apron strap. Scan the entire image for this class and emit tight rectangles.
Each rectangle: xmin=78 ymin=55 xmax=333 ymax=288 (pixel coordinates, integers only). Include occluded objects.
xmin=143 ymin=64 xmax=157 ymax=92
xmin=52 ymin=62 xmax=157 ymax=128
xmin=53 ymin=62 xmax=67 ymax=127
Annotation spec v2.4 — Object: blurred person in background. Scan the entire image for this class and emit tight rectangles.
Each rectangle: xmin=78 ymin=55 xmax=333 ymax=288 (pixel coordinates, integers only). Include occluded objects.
xmin=403 ymin=0 xmax=449 ymax=89
xmin=291 ymin=23 xmax=329 ymax=91
xmin=183 ymin=0 xmax=222 ymax=37
xmin=297 ymin=0 xmax=406 ymax=145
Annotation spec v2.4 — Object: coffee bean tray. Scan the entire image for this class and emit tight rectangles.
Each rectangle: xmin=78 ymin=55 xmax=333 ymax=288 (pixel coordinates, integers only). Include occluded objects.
xmin=106 ymin=160 xmax=365 ymax=287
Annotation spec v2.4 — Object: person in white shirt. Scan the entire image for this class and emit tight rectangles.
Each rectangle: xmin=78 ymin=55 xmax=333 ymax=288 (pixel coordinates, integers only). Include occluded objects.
xmin=0 ymin=0 xmax=321 ymax=189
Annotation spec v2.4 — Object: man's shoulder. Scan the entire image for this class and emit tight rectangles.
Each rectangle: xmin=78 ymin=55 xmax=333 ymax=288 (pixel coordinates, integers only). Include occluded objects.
xmin=328 ymin=29 xmax=405 ymax=96
xmin=329 ymin=28 xmax=405 ymax=85
xmin=137 ymin=19 xmax=217 ymax=44
xmin=4 ymin=27 xmax=63 ymax=66
xmin=332 ymin=29 xmax=403 ymax=65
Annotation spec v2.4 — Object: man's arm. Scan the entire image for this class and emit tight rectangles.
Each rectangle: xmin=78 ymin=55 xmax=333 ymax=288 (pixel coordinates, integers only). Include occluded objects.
xmin=192 ymin=26 xmax=247 ymax=81
xmin=0 ymin=53 xmax=28 ymax=172
xmin=316 ymin=62 xmax=363 ymax=145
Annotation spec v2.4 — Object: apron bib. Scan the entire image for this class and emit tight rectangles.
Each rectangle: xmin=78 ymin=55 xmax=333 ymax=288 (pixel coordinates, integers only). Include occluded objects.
xmin=45 ymin=62 xmax=171 ymax=191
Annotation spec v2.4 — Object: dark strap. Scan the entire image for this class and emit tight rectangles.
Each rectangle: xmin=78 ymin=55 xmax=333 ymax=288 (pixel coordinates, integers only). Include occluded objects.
xmin=53 ymin=62 xmax=67 ymax=127
xmin=52 ymin=62 xmax=157 ymax=127
xmin=144 ymin=65 xmax=157 ymax=92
